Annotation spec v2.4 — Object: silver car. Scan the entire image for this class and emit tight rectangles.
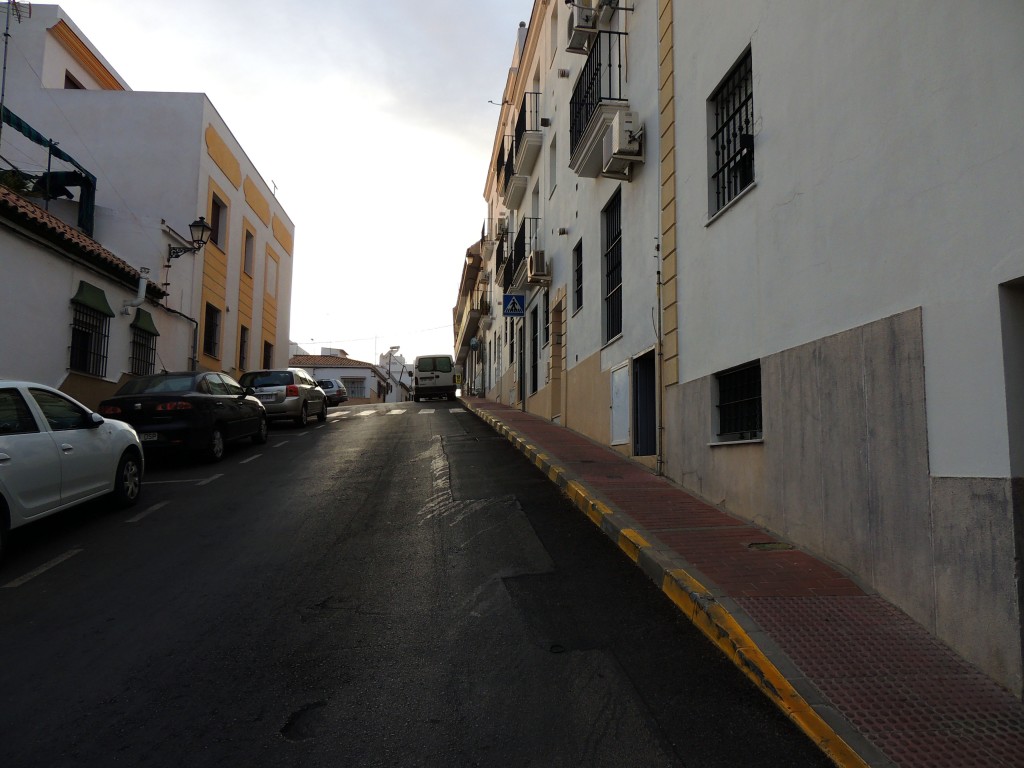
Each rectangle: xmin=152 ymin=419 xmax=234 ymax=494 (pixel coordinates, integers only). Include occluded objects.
xmin=0 ymin=380 xmax=143 ymax=561
xmin=238 ymin=368 xmax=327 ymax=427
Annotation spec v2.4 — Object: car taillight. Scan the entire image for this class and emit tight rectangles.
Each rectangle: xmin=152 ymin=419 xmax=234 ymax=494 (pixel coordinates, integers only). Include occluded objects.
xmin=155 ymin=401 xmax=194 ymax=411
xmin=98 ymin=405 xmax=121 ymax=415
xmin=286 ymin=385 xmax=299 ymax=397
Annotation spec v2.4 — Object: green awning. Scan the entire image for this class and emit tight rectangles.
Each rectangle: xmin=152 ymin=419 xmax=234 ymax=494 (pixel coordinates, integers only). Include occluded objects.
xmin=130 ymin=308 xmax=159 ymax=336
xmin=71 ymin=280 xmax=115 ymax=317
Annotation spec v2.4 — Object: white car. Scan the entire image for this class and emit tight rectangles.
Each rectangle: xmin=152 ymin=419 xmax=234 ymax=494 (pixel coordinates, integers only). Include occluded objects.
xmin=0 ymin=380 xmax=144 ymax=561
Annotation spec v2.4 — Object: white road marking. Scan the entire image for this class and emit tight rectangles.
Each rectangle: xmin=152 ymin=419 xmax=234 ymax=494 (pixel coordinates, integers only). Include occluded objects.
xmin=358 ymin=411 xmax=376 ymax=417
xmin=197 ymin=474 xmax=224 ymax=486
xmin=421 ymin=409 xmax=435 ymax=414
xmin=388 ymin=410 xmax=407 ymax=415
xmin=450 ymin=409 xmax=466 ymax=414
xmin=125 ymin=501 xmax=169 ymax=523
xmin=239 ymin=454 xmax=261 ymax=464
xmin=3 ymin=549 xmax=83 ymax=588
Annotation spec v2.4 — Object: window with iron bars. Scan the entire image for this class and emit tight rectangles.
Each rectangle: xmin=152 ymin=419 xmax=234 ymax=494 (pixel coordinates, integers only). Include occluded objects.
xmin=203 ymin=303 xmax=221 ymax=359
xmin=69 ymin=304 xmax=109 ymax=377
xmin=715 ymin=361 xmax=762 ymax=441
xmin=573 ymin=239 xmax=583 ymax=313
xmin=603 ymin=190 xmax=622 ymax=342
xmin=708 ymin=47 xmax=754 ymax=216
xmin=130 ymin=326 xmax=157 ymax=376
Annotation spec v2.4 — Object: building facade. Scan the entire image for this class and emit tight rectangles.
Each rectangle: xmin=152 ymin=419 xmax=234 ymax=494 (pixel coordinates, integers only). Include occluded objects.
xmin=0 ymin=5 xmax=294 ymax=403
xmin=466 ymin=0 xmax=1024 ymax=694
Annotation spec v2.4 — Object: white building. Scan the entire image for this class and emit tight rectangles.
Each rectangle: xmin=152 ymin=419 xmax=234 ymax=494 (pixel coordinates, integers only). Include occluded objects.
xmin=0 ymin=5 xmax=294 ymax=404
xmin=466 ymin=0 xmax=1024 ymax=695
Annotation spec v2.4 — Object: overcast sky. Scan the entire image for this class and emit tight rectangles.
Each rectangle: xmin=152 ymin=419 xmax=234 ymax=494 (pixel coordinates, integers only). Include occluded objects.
xmin=49 ymin=0 xmax=531 ymax=365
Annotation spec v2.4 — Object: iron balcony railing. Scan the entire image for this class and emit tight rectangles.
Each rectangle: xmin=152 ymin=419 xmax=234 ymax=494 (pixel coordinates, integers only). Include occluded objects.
xmin=501 ymin=135 xmax=515 ymax=196
xmin=503 ymin=217 xmax=540 ymax=292
xmin=514 ymin=91 xmax=541 ymax=158
xmin=569 ymin=31 xmax=628 ymax=155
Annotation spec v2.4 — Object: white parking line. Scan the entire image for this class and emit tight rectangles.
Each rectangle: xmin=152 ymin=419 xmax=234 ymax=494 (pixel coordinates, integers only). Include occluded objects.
xmin=272 ymin=440 xmax=290 ymax=447
xmin=3 ymin=549 xmax=83 ymax=588
xmin=239 ymin=454 xmax=261 ymax=464
xmin=125 ymin=501 xmax=169 ymax=523
xmin=196 ymin=474 xmax=224 ymax=487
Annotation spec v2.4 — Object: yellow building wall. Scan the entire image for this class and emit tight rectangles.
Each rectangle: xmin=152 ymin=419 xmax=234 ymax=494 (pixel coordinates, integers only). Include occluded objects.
xmin=564 ymin=351 xmax=611 ymax=445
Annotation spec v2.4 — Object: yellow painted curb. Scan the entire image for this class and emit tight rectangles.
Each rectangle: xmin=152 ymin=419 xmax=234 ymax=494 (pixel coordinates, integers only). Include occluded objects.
xmin=662 ymin=570 xmax=868 ymax=768
xmin=618 ymin=528 xmax=650 ymax=563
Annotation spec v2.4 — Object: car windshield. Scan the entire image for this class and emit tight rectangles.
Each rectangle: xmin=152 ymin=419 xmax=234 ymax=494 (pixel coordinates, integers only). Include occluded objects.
xmin=239 ymin=371 xmax=292 ymax=388
xmin=116 ymin=374 xmax=197 ymax=395
xmin=317 ymin=380 xmax=333 ymax=389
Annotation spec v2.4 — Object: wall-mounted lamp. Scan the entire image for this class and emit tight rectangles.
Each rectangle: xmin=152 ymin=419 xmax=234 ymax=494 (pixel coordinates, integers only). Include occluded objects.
xmin=168 ymin=216 xmax=213 ymax=260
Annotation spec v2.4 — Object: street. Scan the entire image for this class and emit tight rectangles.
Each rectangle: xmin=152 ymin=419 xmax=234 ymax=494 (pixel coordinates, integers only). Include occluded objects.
xmin=0 ymin=403 xmax=831 ymax=767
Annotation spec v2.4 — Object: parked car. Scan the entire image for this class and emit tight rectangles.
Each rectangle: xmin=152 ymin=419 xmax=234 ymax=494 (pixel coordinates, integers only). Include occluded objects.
xmin=98 ymin=371 xmax=267 ymax=462
xmin=412 ymin=354 xmax=460 ymax=402
xmin=316 ymin=378 xmax=349 ymax=406
xmin=238 ymin=368 xmax=327 ymax=426
xmin=0 ymin=380 xmax=143 ymax=560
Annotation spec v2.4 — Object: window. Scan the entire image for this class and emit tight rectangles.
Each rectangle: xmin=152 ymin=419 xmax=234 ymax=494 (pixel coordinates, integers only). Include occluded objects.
xmin=203 ymin=303 xmax=221 ymax=358
xmin=266 ymin=253 xmax=278 ymax=298
xmin=344 ymin=379 xmax=365 ymax=398
xmin=70 ymin=302 xmax=111 ymax=377
xmin=509 ymin=318 xmax=515 ymax=366
xmin=715 ymin=361 xmax=762 ymax=441
xmin=243 ymin=231 xmax=255 ymax=276
xmin=64 ymin=71 xmax=84 ymax=89
xmin=239 ymin=326 xmax=250 ymax=371
xmin=603 ymin=191 xmax=622 ymax=342
xmin=548 ymin=136 xmax=557 ymax=198
xmin=0 ymin=389 xmax=38 ymax=435
xmin=209 ymin=194 xmax=227 ymax=248
xmin=709 ymin=47 xmax=754 ymax=216
xmin=130 ymin=327 xmax=157 ymax=376
xmin=30 ymin=388 xmax=91 ymax=431
xmin=573 ymin=239 xmax=583 ymax=313
xmin=263 ymin=341 xmax=274 ymax=368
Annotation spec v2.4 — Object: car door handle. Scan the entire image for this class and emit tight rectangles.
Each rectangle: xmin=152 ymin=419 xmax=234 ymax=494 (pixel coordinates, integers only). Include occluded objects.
xmin=0 ymin=452 xmax=10 ymax=463
xmin=61 ymin=444 xmax=74 ymax=453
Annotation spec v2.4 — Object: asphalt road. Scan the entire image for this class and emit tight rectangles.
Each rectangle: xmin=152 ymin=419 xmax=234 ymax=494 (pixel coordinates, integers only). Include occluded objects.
xmin=0 ymin=402 xmax=832 ymax=767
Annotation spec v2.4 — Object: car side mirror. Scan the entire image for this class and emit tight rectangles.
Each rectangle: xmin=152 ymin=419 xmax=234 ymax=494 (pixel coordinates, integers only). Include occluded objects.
xmin=244 ymin=387 xmax=256 ymax=396
xmin=88 ymin=412 xmax=104 ymax=428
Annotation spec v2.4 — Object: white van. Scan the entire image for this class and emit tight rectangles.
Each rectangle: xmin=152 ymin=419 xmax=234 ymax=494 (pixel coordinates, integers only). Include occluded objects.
xmin=412 ymin=354 xmax=460 ymax=402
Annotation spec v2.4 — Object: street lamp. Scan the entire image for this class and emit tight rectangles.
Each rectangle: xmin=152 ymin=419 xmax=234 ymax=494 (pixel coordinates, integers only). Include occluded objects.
xmin=168 ymin=216 xmax=213 ymax=260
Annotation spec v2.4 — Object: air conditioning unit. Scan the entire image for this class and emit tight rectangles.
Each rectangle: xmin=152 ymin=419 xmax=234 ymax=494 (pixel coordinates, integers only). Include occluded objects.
xmin=527 ymin=250 xmax=551 ymax=285
xmin=602 ymin=110 xmax=644 ymax=180
xmin=611 ymin=110 xmax=641 ymax=156
xmin=566 ymin=4 xmax=597 ymax=55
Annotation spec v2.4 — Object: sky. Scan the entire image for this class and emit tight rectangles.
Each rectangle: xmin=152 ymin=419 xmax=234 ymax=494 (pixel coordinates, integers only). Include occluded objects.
xmin=48 ymin=0 xmax=532 ymax=366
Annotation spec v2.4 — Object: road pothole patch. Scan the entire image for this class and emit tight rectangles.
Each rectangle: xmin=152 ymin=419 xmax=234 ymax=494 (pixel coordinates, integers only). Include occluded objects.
xmin=280 ymin=700 xmax=327 ymax=741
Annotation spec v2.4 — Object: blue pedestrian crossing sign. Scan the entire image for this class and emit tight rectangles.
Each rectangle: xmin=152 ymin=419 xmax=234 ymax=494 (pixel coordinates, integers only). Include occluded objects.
xmin=502 ymin=294 xmax=525 ymax=317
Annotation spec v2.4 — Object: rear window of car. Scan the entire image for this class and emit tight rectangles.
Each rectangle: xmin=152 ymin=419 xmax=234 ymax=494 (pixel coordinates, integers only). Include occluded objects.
xmin=116 ymin=375 xmax=197 ymax=395
xmin=239 ymin=371 xmax=293 ymax=388
xmin=317 ymin=380 xmax=334 ymax=389
xmin=417 ymin=356 xmax=453 ymax=373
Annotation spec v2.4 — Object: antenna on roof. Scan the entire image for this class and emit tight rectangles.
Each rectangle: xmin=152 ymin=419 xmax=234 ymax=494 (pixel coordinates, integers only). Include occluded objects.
xmin=0 ymin=2 xmax=31 ymax=150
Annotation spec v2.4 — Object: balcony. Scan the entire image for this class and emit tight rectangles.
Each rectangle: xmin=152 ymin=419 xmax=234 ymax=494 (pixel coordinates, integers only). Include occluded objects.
xmin=500 ymin=133 xmax=527 ymax=210
xmin=502 ymin=217 xmax=540 ymax=292
xmin=514 ymin=91 xmax=543 ymax=177
xmin=568 ymin=31 xmax=631 ymax=178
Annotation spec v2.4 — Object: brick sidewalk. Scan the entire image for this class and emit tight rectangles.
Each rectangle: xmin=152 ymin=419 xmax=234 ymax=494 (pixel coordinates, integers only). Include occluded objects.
xmin=462 ymin=397 xmax=1024 ymax=768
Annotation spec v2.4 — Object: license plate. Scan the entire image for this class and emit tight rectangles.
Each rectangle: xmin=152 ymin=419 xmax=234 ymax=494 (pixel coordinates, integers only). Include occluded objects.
xmin=259 ymin=394 xmax=275 ymax=402
xmin=140 ymin=432 xmax=158 ymax=442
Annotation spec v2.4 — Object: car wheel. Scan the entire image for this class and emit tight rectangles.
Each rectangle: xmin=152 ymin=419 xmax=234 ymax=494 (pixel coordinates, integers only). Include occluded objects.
xmin=206 ymin=425 xmax=226 ymax=462
xmin=112 ymin=450 xmax=142 ymax=508
xmin=252 ymin=414 xmax=269 ymax=445
xmin=295 ymin=402 xmax=308 ymax=427
xmin=317 ymin=400 xmax=327 ymax=423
